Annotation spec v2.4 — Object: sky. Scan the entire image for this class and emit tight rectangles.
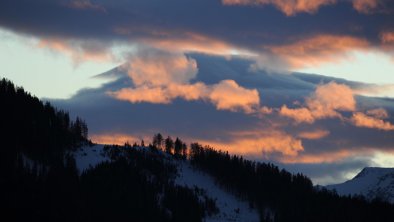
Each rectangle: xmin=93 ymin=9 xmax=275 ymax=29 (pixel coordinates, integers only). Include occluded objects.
xmin=2 ymin=0 xmax=394 ymax=185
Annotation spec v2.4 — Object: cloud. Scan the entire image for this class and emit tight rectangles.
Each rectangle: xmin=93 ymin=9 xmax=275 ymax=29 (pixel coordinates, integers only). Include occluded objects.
xmin=37 ymin=38 xmax=115 ymax=64
xmin=108 ymin=86 xmax=173 ymax=104
xmin=280 ymin=82 xmax=356 ymax=123
xmin=222 ymin=0 xmax=336 ymax=16
xmin=351 ymin=112 xmax=394 ymax=130
xmin=142 ymin=32 xmax=254 ymax=57
xmin=380 ymin=31 xmax=394 ymax=44
xmin=278 ymin=149 xmax=363 ymax=164
xmin=278 ymin=81 xmax=394 ymax=131
xmin=108 ymin=49 xmax=260 ymax=113
xmin=366 ymin=108 xmax=389 ymax=119
xmin=266 ymin=35 xmax=369 ymax=69
xmin=306 ymin=81 xmax=356 ymax=115
xmin=222 ymin=0 xmax=383 ymax=15
xmin=108 ymin=82 xmax=210 ymax=104
xmin=1 ymin=0 xmax=393 ymax=74
xmin=353 ymin=83 xmax=394 ymax=97
xmin=260 ymin=106 xmax=274 ymax=114
xmin=209 ymin=80 xmax=260 ymax=113
xmin=280 ymin=105 xmax=315 ymax=123
xmin=91 ymin=133 xmax=141 ymax=145
xmin=201 ymin=130 xmax=304 ymax=157
xmin=123 ymin=50 xmax=198 ymax=87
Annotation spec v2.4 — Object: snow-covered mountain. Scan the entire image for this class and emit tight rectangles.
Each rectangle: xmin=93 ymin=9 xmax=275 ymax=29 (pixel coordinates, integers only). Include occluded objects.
xmin=326 ymin=167 xmax=394 ymax=203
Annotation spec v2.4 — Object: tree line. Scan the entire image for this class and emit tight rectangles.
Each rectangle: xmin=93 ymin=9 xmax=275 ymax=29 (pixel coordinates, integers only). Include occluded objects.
xmin=0 ymin=78 xmax=89 ymax=166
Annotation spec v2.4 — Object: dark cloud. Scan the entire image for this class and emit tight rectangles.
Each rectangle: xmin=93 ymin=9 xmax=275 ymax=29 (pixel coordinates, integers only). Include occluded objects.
xmin=2 ymin=0 xmax=394 ymax=52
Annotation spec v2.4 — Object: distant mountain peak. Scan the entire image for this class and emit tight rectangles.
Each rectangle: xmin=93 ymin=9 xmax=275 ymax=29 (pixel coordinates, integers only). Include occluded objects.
xmin=354 ymin=167 xmax=394 ymax=179
xmin=327 ymin=167 xmax=394 ymax=203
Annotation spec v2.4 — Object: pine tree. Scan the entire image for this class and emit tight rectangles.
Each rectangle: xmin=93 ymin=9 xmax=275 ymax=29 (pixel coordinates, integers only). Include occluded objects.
xmin=165 ymin=136 xmax=174 ymax=154
xmin=182 ymin=142 xmax=188 ymax=159
xmin=152 ymin=133 xmax=163 ymax=150
xmin=174 ymin=137 xmax=183 ymax=157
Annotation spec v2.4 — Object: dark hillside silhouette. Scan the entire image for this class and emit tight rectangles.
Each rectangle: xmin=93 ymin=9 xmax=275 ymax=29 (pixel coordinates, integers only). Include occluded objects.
xmin=0 ymin=78 xmax=89 ymax=165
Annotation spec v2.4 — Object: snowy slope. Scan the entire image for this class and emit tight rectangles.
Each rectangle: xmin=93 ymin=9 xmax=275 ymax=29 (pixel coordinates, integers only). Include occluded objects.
xmin=74 ymin=144 xmax=109 ymax=173
xmin=175 ymin=161 xmax=260 ymax=222
xmin=74 ymin=145 xmax=260 ymax=221
xmin=74 ymin=145 xmax=259 ymax=222
xmin=326 ymin=167 xmax=394 ymax=203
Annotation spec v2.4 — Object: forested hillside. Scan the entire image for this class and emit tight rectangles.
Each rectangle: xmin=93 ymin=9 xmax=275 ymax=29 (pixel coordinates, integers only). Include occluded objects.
xmin=0 ymin=79 xmax=217 ymax=222
xmin=0 ymin=78 xmax=89 ymax=164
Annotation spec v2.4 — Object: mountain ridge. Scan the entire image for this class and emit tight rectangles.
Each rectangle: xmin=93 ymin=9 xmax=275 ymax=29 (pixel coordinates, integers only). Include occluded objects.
xmin=326 ymin=167 xmax=394 ymax=203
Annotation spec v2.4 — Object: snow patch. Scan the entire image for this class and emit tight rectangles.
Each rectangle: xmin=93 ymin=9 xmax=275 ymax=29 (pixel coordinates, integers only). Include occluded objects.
xmin=74 ymin=144 xmax=109 ymax=173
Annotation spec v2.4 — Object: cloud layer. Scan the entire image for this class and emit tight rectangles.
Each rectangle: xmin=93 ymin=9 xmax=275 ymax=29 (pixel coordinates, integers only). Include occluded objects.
xmin=1 ymin=0 xmax=394 ymax=72
xmin=279 ymin=82 xmax=355 ymax=123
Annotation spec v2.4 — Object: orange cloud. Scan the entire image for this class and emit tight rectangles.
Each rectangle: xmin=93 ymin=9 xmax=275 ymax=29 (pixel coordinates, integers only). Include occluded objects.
xmin=266 ymin=35 xmax=369 ymax=68
xmin=108 ymin=86 xmax=172 ymax=104
xmin=209 ymin=80 xmax=260 ymax=113
xmin=306 ymin=81 xmax=356 ymax=117
xmin=200 ymin=130 xmax=304 ymax=157
xmin=260 ymin=106 xmax=273 ymax=114
xmin=351 ymin=112 xmax=394 ymax=130
xmin=123 ymin=51 xmax=198 ymax=87
xmin=166 ymin=82 xmax=210 ymax=101
xmin=222 ymin=0 xmax=336 ymax=16
xmin=109 ymin=82 xmax=210 ymax=104
xmin=280 ymin=82 xmax=355 ymax=123
xmin=91 ymin=133 xmax=141 ymax=145
xmin=280 ymin=105 xmax=315 ymax=123
xmin=298 ymin=129 xmax=330 ymax=140
xmin=352 ymin=0 xmax=379 ymax=14
xmin=279 ymin=82 xmax=394 ymax=131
